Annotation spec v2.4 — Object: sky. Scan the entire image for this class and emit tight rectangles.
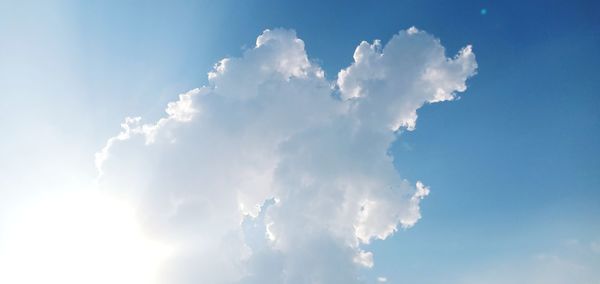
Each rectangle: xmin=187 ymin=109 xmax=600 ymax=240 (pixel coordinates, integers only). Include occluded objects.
xmin=0 ymin=0 xmax=599 ymax=283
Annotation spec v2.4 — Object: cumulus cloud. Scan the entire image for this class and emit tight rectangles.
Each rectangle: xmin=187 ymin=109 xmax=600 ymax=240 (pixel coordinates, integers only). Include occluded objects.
xmin=96 ymin=27 xmax=477 ymax=283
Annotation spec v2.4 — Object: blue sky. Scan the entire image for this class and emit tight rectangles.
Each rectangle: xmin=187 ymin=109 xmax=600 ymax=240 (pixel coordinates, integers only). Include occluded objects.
xmin=1 ymin=0 xmax=599 ymax=283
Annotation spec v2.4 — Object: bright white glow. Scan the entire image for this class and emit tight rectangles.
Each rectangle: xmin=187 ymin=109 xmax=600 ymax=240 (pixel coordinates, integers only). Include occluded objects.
xmin=0 ymin=190 xmax=171 ymax=284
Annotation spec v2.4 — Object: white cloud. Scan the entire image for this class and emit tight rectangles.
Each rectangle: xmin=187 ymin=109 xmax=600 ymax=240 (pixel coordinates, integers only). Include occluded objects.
xmin=337 ymin=26 xmax=476 ymax=131
xmin=459 ymin=240 xmax=600 ymax=284
xmin=590 ymin=241 xmax=600 ymax=254
xmin=353 ymin=250 xmax=374 ymax=268
xmin=96 ymin=28 xmax=477 ymax=283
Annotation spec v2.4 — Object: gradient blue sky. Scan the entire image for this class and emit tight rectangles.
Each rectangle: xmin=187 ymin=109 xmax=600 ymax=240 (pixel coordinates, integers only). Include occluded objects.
xmin=1 ymin=0 xmax=599 ymax=283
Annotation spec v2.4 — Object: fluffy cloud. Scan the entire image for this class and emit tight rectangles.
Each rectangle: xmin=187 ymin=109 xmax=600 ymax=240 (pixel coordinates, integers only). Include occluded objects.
xmin=96 ymin=28 xmax=477 ymax=283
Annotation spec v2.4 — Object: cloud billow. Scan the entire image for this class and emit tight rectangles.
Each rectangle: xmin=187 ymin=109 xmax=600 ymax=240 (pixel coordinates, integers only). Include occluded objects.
xmin=96 ymin=27 xmax=477 ymax=283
